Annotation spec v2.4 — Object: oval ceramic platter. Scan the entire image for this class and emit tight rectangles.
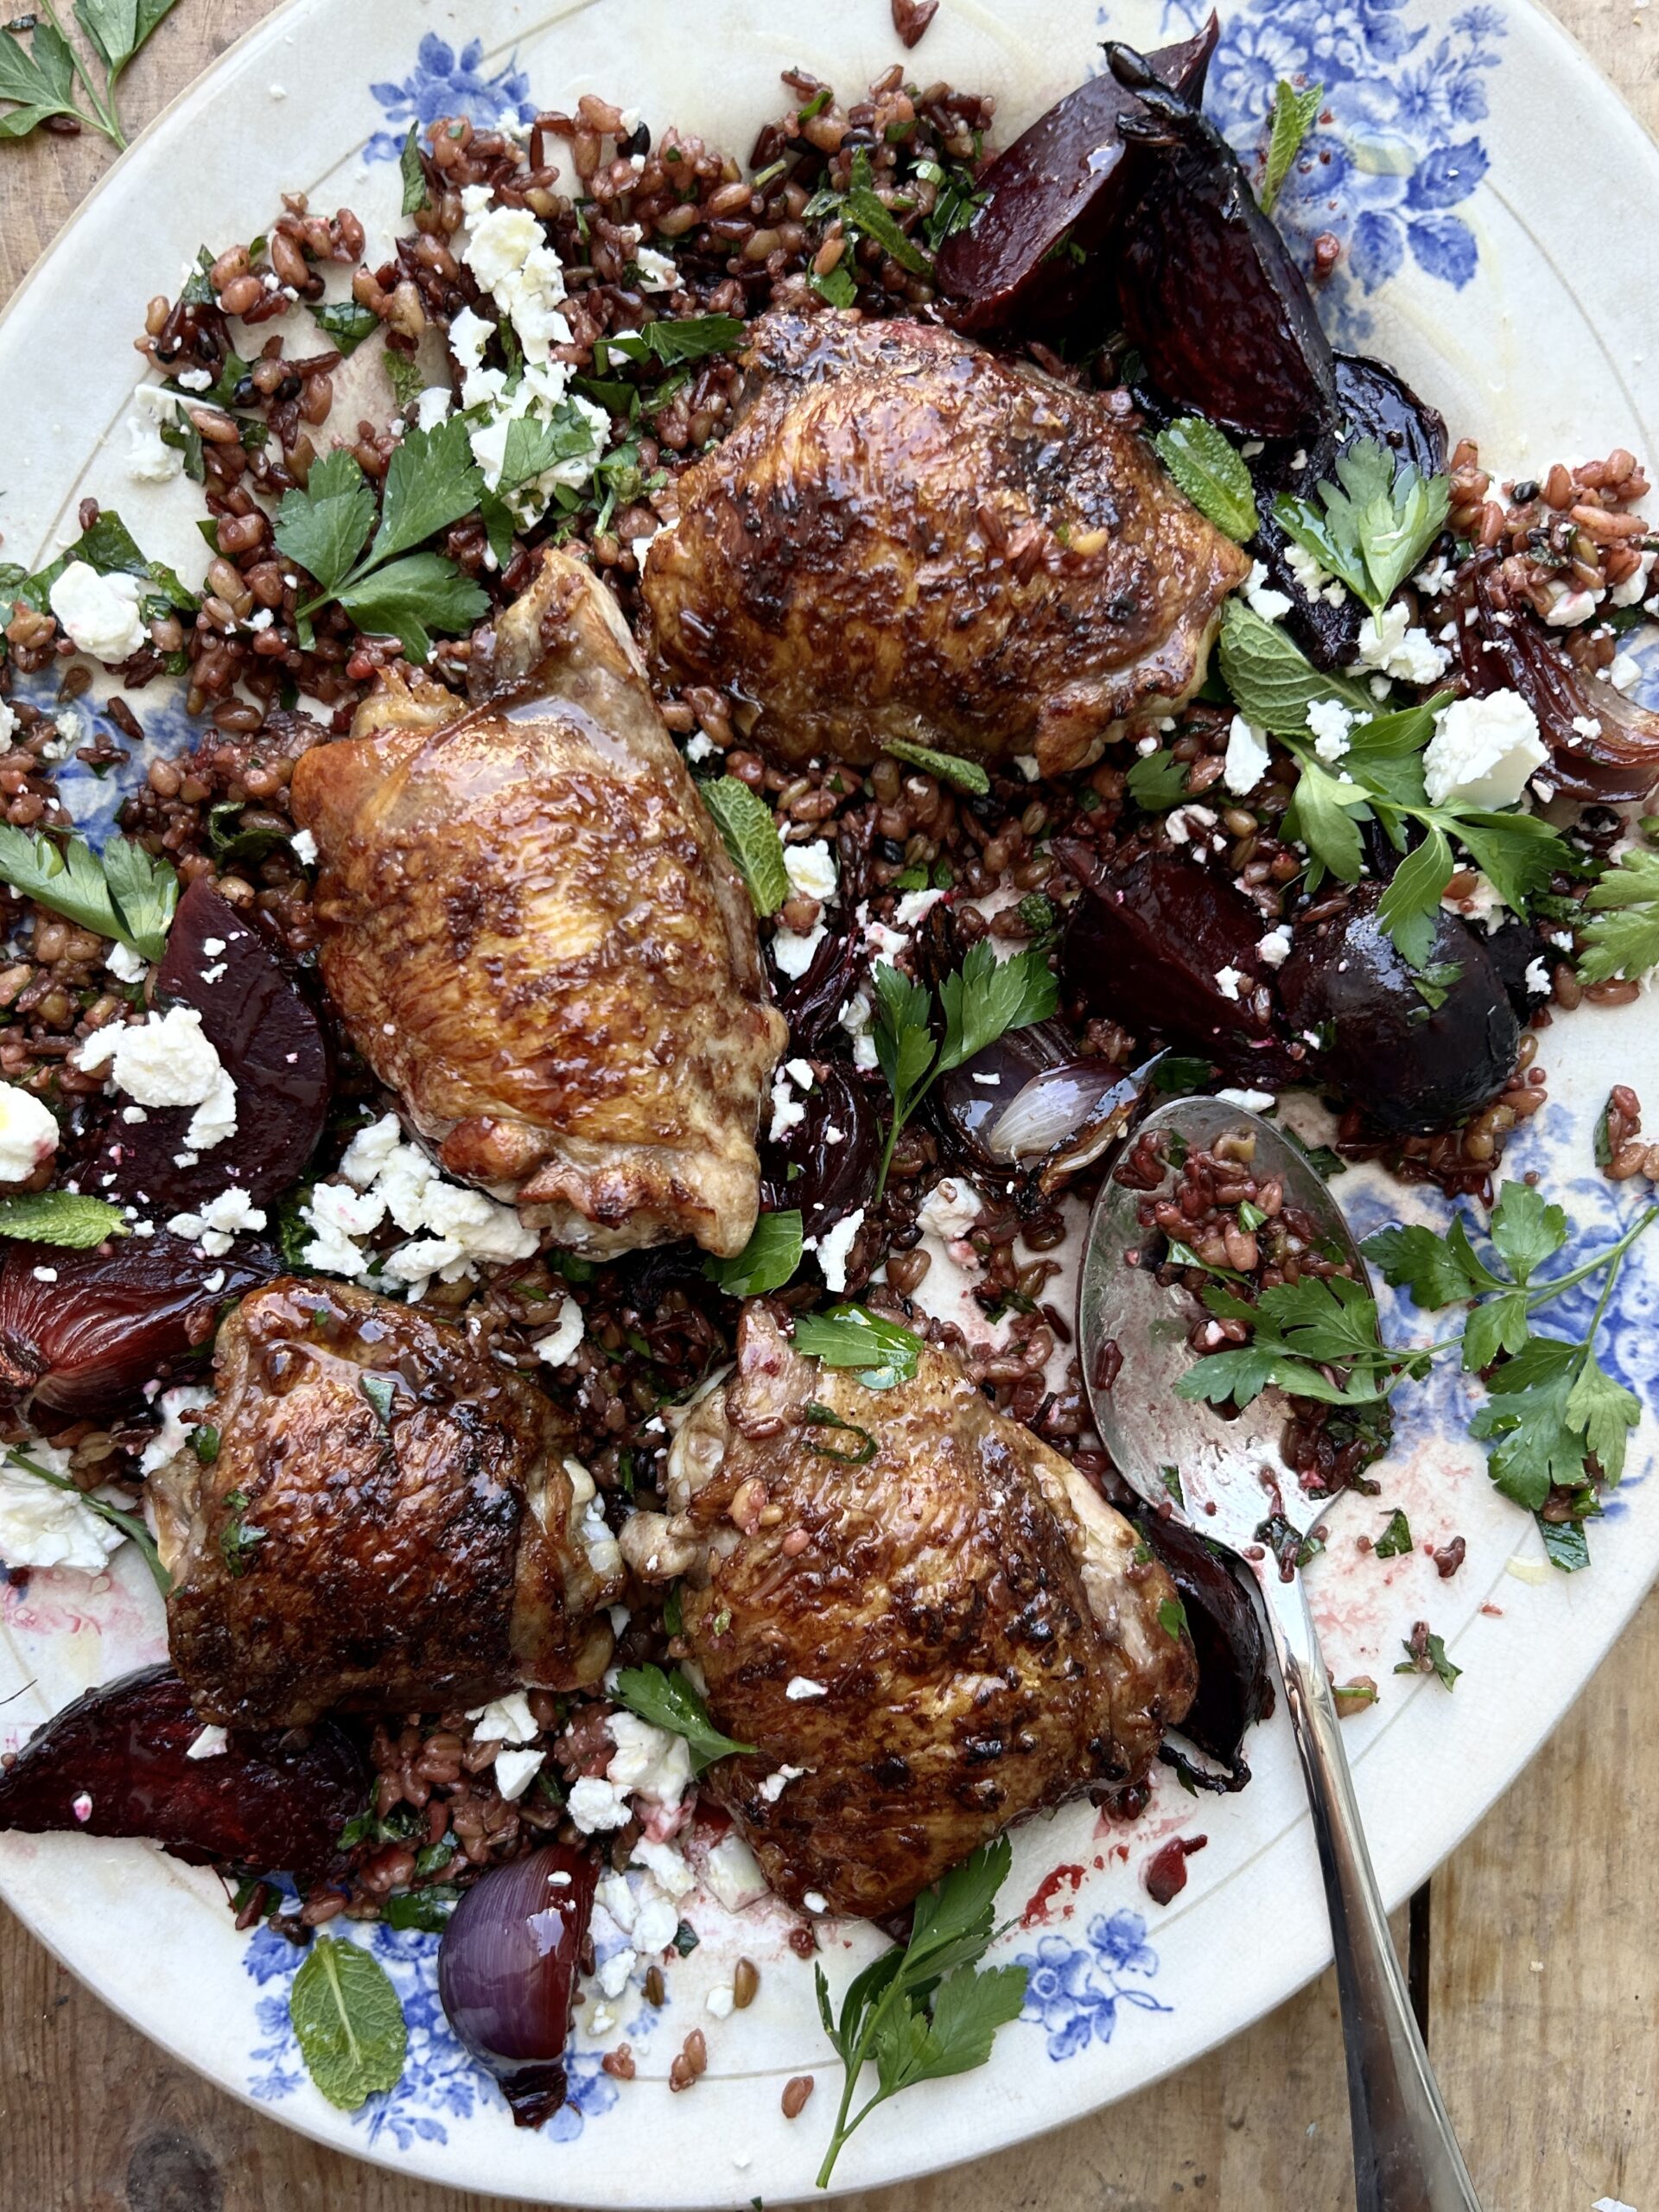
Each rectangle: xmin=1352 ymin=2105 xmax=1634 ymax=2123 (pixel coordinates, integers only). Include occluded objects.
xmin=1 ymin=0 xmax=1658 ymax=2202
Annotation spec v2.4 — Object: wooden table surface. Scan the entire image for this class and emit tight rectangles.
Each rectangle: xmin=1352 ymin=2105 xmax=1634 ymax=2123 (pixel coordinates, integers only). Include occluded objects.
xmin=1 ymin=3 xmax=1656 ymax=2207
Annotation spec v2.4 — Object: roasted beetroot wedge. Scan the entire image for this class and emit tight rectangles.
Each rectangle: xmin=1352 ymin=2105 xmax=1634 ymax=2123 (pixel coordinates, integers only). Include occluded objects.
xmin=1131 ymin=1510 xmax=1273 ymax=1782
xmin=1448 ymin=552 xmax=1659 ymax=804
xmin=935 ymin=16 xmax=1217 ymax=336
xmin=1106 ymin=44 xmax=1336 ymax=438
xmin=90 ymin=877 xmax=329 ymax=1217
xmin=1059 ymin=847 xmax=1300 ymax=1082
xmin=0 ymin=1232 xmax=276 ymax=1414
xmin=1278 ymin=884 xmax=1519 ymax=1135
xmin=0 ymin=1664 xmax=366 ymax=1885
xmin=760 ymin=1059 xmax=882 ymax=1236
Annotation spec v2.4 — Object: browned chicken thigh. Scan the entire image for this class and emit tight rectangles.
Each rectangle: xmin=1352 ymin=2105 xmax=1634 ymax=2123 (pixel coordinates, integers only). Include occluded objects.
xmin=623 ymin=1306 xmax=1196 ymax=1918
xmin=151 ymin=1278 xmax=623 ymax=1728
xmin=290 ymin=549 xmax=786 ymax=1259
xmin=641 ymin=309 xmax=1250 ymax=776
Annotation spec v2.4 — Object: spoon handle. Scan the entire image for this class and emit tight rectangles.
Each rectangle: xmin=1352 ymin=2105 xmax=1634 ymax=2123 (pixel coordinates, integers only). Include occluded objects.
xmin=1255 ymin=1565 xmax=1482 ymax=2212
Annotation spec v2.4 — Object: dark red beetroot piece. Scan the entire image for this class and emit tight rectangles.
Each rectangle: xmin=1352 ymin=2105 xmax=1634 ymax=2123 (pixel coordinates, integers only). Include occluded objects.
xmin=1107 ymin=44 xmax=1336 ymax=438
xmin=438 ymin=1844 xmax=599 ymax=2127
xmin=760 ymin=1058 xmax=882 ymax=1243
xmin=90 ymin=877 xmax=329 ymax=1217
xmin=1144 ymin=1832 xmax=1207 ymax=1906
xmin=1058 ymin=847 xmax=1300 ymax=1084
xmin=0 ymin=1231 xmax=276 ymax=1415
xmin=1449 ymin=551 xmax=1659 ymax=804
xmin=770 ymin=918 xmax=864 ymax=1055
xmin=0 ymin=1663 xmax=365 ymax=1885
xmin=1277 ymin=883 xmax=1519 ymax=1135
xmin=1249 ymin=354 xmax=1449 ymax=671
xmin=934 ymin=17 xmax=1218 ymax=337
xmin=1132 ymin=1509 xmax=1273 ymax=1783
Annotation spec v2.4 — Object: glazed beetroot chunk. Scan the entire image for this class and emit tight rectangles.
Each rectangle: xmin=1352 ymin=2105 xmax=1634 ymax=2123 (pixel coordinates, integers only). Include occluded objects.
xmin=90 ymin=877 xmax=329 ymax=1217
xmin=0 ymin=1232 xmax=276 ymax=1414
xmin=934 ymin=17 xmax=1217 ymax=337
xmin=0 ymin=1664 xmax=365 ymax=1885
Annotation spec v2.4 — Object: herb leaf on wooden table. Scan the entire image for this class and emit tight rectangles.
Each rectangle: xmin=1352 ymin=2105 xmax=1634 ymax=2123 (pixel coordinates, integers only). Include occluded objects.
xmin=0 ymin=0 xmax=181 ymax=149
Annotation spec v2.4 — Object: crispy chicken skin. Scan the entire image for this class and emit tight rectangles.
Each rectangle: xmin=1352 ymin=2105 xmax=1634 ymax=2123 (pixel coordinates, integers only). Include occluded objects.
xmin=151 ymin=1278 xmax=622 ymax=1728
xmin=289 ymin=549 xmax=786 ymax=1259
xmin=626 ymin=1306 xmax=1197 ymax=1919
xmin=641 ymin=309 xmax=1250 ymax=776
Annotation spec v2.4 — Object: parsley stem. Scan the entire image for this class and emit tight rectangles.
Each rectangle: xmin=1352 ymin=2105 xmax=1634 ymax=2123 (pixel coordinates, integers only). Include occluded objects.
xmin=1518 ymin=1205 xmax=1659 ymax=1312
xmin=41 ymin=1 xmax=124 ymax=147
xmin=6 ymin=1449 xmax=170 ymax=1597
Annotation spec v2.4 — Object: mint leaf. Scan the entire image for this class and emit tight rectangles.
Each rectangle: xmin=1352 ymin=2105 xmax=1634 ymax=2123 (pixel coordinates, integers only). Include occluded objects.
xmin=1261 ymin=79 xmax=1323 ymax=213
xmin=1217 ymin=600 xmax=1375 ymax=735
xmin=612 ymin=1664 xmax=755 ymax=1772
xmin=880 ymin=736 xmax=990 ymax=797
xmin=696 ymin=777 xmax=789 ymax=916
xmin=0 ymin=1192 xmax=124 ymax=1247
xmin=704 ymin=1209 xmax=803 ymax=1296
xmin=309 ymin=300 xmax=382 ymax=357
xmin=794 ymin=1302 xmax=922 ymax=1390
xmin=289 ymin=1936 xmax=407 ymax=2110
xmin=1154 ymin=418 xmax=1257 ymax=541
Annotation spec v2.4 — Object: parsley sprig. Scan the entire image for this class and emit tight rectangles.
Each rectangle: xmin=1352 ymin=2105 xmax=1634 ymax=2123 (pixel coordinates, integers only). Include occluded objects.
xmin=1576 ymin=843 xmax=1659 ymax=984
xmin=612 ymin=1663 xmax=756 ymax=1772
xmin=0 ymin=826 xmax=177 ymax=961
xmin=6 ymin=1447 xmax=169 ymax=1595
xmin=273 ymin=419 xmax=490 ymax=663
xmin=1274 ymin=438 xmax=1450 ymax=612
xmin=0 ymin=0 xmax=178 ymax=150
xmin=871 ymin=940 xmax=1058 ymax=1197
xmin=814 ymin=1838 xmax=1027 ymax=2188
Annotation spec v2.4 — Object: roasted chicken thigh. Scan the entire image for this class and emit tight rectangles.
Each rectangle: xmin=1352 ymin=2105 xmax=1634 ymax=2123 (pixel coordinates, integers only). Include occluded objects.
xmin=641 ymin=309 xmax=1250 ymax=776
xmin=152 ymin=1278 xmax=622 ymax=1728
xmin=290 ymin=549 xmax=786 ymax=1258
xmin=624 ymin=1306 xmax=1197 ymax=1918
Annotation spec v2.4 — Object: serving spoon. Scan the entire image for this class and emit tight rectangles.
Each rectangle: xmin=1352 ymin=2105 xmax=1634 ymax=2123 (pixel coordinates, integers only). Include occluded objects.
xmin=1078 ymin=1096 xmax=1481 ymax=2212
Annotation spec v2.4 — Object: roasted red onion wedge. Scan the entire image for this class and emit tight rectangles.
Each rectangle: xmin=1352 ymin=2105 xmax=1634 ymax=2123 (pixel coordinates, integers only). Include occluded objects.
xmin=1059 ymin=846 xmax=1300 ymax=1083
xmin=931 ymin=1018 xmax=1157 ymax=1189
xmin=1449 ymin=551 xmax=1659 ymax=804
xmin=90 ymin=877 xmax=330 ymax=1217
xmin=1107 ymin=44 xmax=1336 ymax=438
xmin=934 ymin=16 xmax=1217 ymax=336
xmin=0 ymin=1232 xmax=276 ymax=1414
xmin=437 ymin=1844 xmax=599 ymax=2127
xmin=1278 ymin=884 xmax=1520 ymax=1135
xmin=0 ymin=1664 xmax=365 ymax=1885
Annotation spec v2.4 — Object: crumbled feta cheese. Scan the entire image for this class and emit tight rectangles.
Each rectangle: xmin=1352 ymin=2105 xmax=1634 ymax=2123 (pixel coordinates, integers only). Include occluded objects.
xmin=1242 ymin=562 xmax=1292 ymax=624
xmin=837 ymin=990 xmax=879 ymax=1073
xmin=632 ymin=245 xmax=680 ymax=291
xmin=632 ymin=1891 xmax=679 ymax=1953
xmin=918 ymin=1176 xmax=981 ymax=1240
xmin=166 ymin=1186 xmax=266 ymax=1257
xmin=534 ymin=1294 xmax=585 ymax=1367
xmin=768 ymin=1067 xmax=808 ymax=1143
xmin=1523 ymin=957 xmax=1551 ymax=995
xmin=339 ymin=1112 xmax=403 ymax=1187
xmin=1351 ymin=602 xmax=1451 ymax=683
xmin=1542 ymin=583 xmax=1600 ymax=627
xmin=1611 ymin=551 xmax=1656 ymax=607
xmin=893 ymin=887 xmax=947 ymax=927
xmin=757 ymin=1764 xmax=807 ymax=1804
xmin=125 ymin=382 xmax=189 ymax=484
xmin=596 ymin=1944 xmax=637 ymax=1998
xmin=771 ymin=922 xmax=828 ymax=982
xmin=1423 ymin=691 xmax=1548 ymax=809
xmin=138 ymin=1383 xmax=213 ymax=1476
xmin=0 ymin=1081 xmax=58 ymax=1184
xmin=1166 ymin=804 xmax=1216 ymax=845
xmin=1285 ymin=541 xmax=1347 ymax=607
xmin=700 ymin=1830 xmax=769 ymax=1911
xmin=784 ymin=839 xmax=838 ymax=906
xmin=1214 ymin=966 xmax=1245 ymax=1002
xmin=1609 ymin=652 xmax=1643 ymax=695
xmin=568 ymin=1773 xmax=632 ymax=1833
xmin=1306 ymin=697 xmax=1362 ymax=760
xmin=1412 ymin=555 xmax=1452 ymax=598
xmin=413 ymin=385 xmax=453 ymax=430
xmin=0 ymin=1440 xmax=124 ymax=1572
xmin=706 ymin=1984 xmax=736 ymax=2019
xmin=79 ymin=1007 xmax=236 ymax=1151
xmin=467 ymin=1690 xmax=539 ymax=1745
xmin=1012 ymin=753 xmax=1042 ymax=781
xmin=785 ymin=1676 xmax=828 ymax=1700
xmin=814 ymin=1208 xmax=863 ymax=1294
xmin=683 ymin=728 xmax=716 ymax=763
xmin=494 ymin=1746 xmax=546 ymax=1801
xmin=802 ymin=1890 xmax=829 ymax=1915
xmin=607 ymin=1711 xmax=693 ymax=1808
xmin=102 ymin=938 xmax=148 ymax=986
xmin=1215 ymin=1087 xmax=1275 ymax=1111
xmin=1223 ymin=715 xmax=1271 ymax=796
xmin=175 ymin=367 xmax=212 ymax=392
xmin=290 ymin=826 xmax=319 ymax=867
xmin=1257 ymin=926 xmax=1292 ymax=968
xmin=49 ymin=563 xmax=146 ymax=661
xmin=185 ymin=1726 xmax=229 ymax=1760
xmin=1440 ymin=870 xmax=1507 ymax=930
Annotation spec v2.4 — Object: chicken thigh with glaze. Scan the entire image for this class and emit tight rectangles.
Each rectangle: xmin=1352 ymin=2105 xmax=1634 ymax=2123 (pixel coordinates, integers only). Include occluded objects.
xmin=290 ymin=548 xmax=786 ymax=1259
xmin=152 ymin=1277 xmax=622 ymax=1728
xmin=624 ymin=1305 xmax=1197 ymax=1919
xmin=641 ymin=309 xmax=1250 ymax=777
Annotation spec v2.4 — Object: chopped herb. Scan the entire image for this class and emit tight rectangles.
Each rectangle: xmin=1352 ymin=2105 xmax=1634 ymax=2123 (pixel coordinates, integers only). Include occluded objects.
xmin=1393 ymin=1624 xmax=1460 ymax=1692
xmin=704 ymin=1209 xmax=804 ymax=1296
xmin=880 ymin=735 xmax=991 ymax=797
xmin=1260 ymin=79 xmax=1324 ymax=214
xmin=398 ymin=122 xmax=429 ymax=215
xmin=1153 ymin=418 xmax=1258 ymax=541
xmin=802 ymin=1402 xmax=879 ymax=1465
xmin=289 ymin=1936 xmax=407 ymax=2110
xmin=1157 ymin=1596 xmax=1188 ymax=1639
xmin=599 ymin=314 xmax=747 ymax=371
xmin=381 ymin=1885 xmax=460 ymax=1932
xmin=359 ymin=1373 xmax=396 ymax=1430
xmin=191 ymin=1425 xmax=220 ymax=1466
xmin=810 ymin=261 xmax=858 ymax=309
xmin=612 ymin=1663 xmax=755 ymax=1772
xmin=696 ymin=776 xmax=789 ymax=916
xmin=1372 ymin=1508 xmax=1413 ymax=1559
xmin=673 ymin=1919 xmax=701 ymax=1956
xmin=308 ymin=300 xmax=383 ymax=357
xmin=1577 ymin=845 xmax=1659 ymax=985
xmin=219 ymin=1488 xmax=266 ymax=1579
xmin=1126 ymin=746 xmax=1192 ymax=811
xmin=794 ymin=1303 xmax=923 ymax=1391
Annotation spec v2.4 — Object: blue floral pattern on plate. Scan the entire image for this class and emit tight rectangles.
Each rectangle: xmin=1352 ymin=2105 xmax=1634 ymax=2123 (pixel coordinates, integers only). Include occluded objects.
xmin=365 ymin=35 xmax=535 ymax=162
xmin=244 ymin=1918 xmax=620 ymax=2148
xmin=1142 ymin=0 xmax=1507 ymax=343
xmin=1016 ymin=1909 xmax=1170 ymax=2062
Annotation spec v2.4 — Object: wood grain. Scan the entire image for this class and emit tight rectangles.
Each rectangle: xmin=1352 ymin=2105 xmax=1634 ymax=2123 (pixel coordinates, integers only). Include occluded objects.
xmin=1 ymin=3 xmax=1656 ymax=2207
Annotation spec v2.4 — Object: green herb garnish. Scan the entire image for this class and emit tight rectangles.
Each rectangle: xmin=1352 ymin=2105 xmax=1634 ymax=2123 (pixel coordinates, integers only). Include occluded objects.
xmin=880 ymin=736 xmax=991 ymax=798
xmin=1577 ymin=845 xmax=1659 ymax=984
xmin=801 ymin=1402 xmax=878 ymax=1465
xmin=1260 ymin=79 xmax=1324 ymax=213
xmin=1153 ymin=418 xmax=1258 ymax=541
xmin=1372 ymin=1508 xmax=1413 ymax=1560
xmin=5 ymin=1447 xmax=168 ymax=1595
xmin=1393 ymin=1625 xmax=1460 ymax=1693
xmin=793 ymin=1303 xmax=923 ymax=1391
xmin=1274 ymin=438 xmax=1449 ymax=612
xmin=219 ymin=1488 xmax=266 ymax=1580
xmin=308 ymin=300 xmax=382 ymax=357
xmin=289 ymin=1936 xmax=408 ymax=2110
xmin=0 ymin=826 xmax=177 ymax=962
xmin=696 ymin=776 xmax=790 ymax=916
xmin=0 ymin=0 xmax=180 ymax=150
xmin=0 ymin=1191 xmax=124 ymax=1247
xmin=704 ymin=1209 xmax=804 ymax=1297
xmin=612 ymin=1663 xmax=755 ymax=1773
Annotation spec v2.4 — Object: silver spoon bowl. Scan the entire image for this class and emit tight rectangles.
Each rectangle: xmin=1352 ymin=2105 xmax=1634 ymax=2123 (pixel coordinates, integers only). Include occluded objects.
xmin=1080 ymin=1097 xmax=1481 ymax=2212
